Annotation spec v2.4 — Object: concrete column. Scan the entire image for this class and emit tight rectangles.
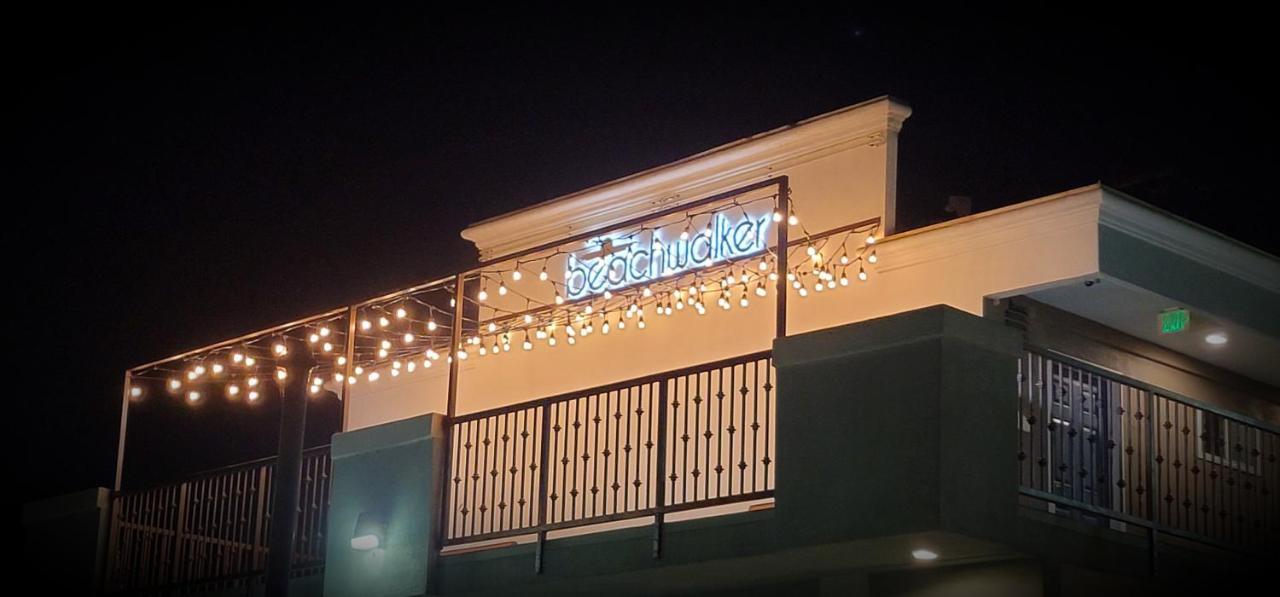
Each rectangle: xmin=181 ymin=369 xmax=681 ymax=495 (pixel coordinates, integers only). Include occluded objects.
xmin=22 ymin=487 xmax=112 ymax=594
xmin=323 ymin=413 xmax=446 ymax=597
xmin=772 ymin=305 xmax=1022 ymax=549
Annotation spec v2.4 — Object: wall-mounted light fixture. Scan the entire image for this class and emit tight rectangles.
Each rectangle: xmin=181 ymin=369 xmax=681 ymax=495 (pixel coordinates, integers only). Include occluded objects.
xmin=351 ymin=511 xmax=386 ymax=551
xmin=911 ymin=548 xmax=938 ymax=561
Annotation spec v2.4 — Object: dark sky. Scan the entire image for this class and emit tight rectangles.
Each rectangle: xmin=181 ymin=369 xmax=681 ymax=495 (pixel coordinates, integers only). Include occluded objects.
xmin=16 ymin=10 xmax=1276 ymax=505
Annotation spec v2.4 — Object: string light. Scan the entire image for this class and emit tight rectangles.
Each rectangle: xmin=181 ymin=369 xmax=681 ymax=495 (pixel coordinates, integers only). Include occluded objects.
xmin=129 ymin=195 xmax=880 ymax=411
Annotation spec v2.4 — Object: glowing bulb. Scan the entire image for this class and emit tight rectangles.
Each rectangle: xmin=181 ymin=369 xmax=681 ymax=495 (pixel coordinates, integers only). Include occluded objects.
xmin=187 ymin=391 xmax=201 ymax=403
xmin=498 ymin=282 xmax=508 ymax=296
xmin=247 ymin=377 xmax=259 ymax=387
xmin=390 ymin=368 xmax=400 ymax=377
xmin=758 ymin=258 xmax=769 ymax=271
xmin=232 ymin=352 xmax=244 ymax=364
xmin=227 ymin=384 xmax=240 ymax=397
xmin=637 ymin=314 xmax=646 ymax=329
xmin=403 ymin=332 xmax=415 ymax=344
xmin=511 ymin=269 xmax=522 ymax=281
xmin=1205 ymin=332 xmax=1229 ymax=345
xmin=334 ymin=373 xmax=345 ymax=382
xmin=396 ymin=307 xmax=407 ymax=319
xmin=523 ymin=339 xmax=533 ymax=350
xmin=407 ymin=361 xmax=416 ymax=372
xmin=360 ymin=319 xmax=372 ymax=331
xmin=427 ymin=319 xmax=438 ymax=331
xmin=459 ymin=348 xmax=469 ymax=360
xmin=806 ymin=245 xmax=816 ymax=257
xmin=273 ymin=342 xmax=288 ymax=356
xmin=168 ymin=379 xmax=182 ymax=391
xmin=211 ymin=363 xmax=224 ymax=375
xmin=319 ymin=326 xmax=331 ymax=337
xmin=379 ymin=316 xmax=390 ymax=328
xmin=130 ymin=386 xmax=143 ymax=398
xmin=245 ymin=356 xmax=255 ymax=366
xmin=555 ymin=293 xmax=564 ymax=305
xmin=248 ymin=391 xmax=260 ymax=402
xmin=865 ymin=234 xmax=876 ymax=245
xmin=427 ymin=349 xmax=439 ymax=360
xmin=798 ymin=287 xmax=808 ymax=297
xmin=355 ymin=366 xmax=364 ymax=375
xmin=772 ymin=210 xmax=783 ymax=223
xmin=840 ymin=274 xmax=850 ymax=286
xmin=858 ymin=267 xmax=868 ymax=281
xmin=276 ymin=367 xmax=288 ymax=380
xmin=524 ymin=313 xmax=534 ymax=324
xmin=323 ymin=342 xmax=334 ymax=352
xmin=194 ymin=365 xmax=206 ymax=376
xmin=309 ymin=333 xmax=320 ymax=343
xmin=478 ymin=288 xmax=489 ymax=301
xmin=601 ymin=319 xmax=611 ymax=335
xmin=756 ymin=282 xmax=767 ymax=297
xmin=312 ymin=383 xmax=325 ymax=392
xmin=603 ymin=289 xmax=612 ymax=300
xmin=567 ymin=335 xmax=577 ymax=345
xmin=187 ymin=371 xmax=198 ymax=381
xmin=868 ymin=251 xmax=878 ymax=264
xmin=788 ymin=214 xmax=799 ymax=226
xmin=548 ymin=335 xmax=557 ymax=346
xmin=539 ymin=267 xmax=548 ymax=281
xmin=642 ymin=286 xmax=652 ymax=298
xmin=368 ymin=371 xmax=379 ymax=382
xmin=337 ymin=355 xmax=347 ymax=366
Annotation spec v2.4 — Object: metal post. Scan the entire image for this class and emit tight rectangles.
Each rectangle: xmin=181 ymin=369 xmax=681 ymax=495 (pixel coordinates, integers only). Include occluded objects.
xmin=114 ymin=372 xmax=133 ymax=491
xmin=1152 ymin=389 xmax=1162 ymax=576
xmin=774 ymin=177 xmax=790 ymax=340
xmin=431 ymin=274 xmax=467 ymax=592
xmin=534 ymin=404 xmax=551 ymax=573
xmin=653 ymin=380 xmax=669 ymax=559
xmin=265 ymin=342 xmax=315 ymax=597
xmin=340 ymin=305 xmax=358 ymax=431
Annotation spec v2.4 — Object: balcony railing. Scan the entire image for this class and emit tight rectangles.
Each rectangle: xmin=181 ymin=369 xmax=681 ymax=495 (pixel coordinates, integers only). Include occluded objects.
xmin=105 ymin=446 xmax=331 ymax=593
xmin=443 ymin=350 xmax=776 ymax=548
xmin=1018 ymin=349 xmax=1279 ymax=553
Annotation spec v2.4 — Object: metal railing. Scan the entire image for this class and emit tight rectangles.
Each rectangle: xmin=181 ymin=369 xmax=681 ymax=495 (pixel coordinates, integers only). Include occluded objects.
xmin=105 ymin=446 xmax=331 ymax=593
xmin=1017 ymin=349 xmax=1279 ymax=554
xmin=443 ymin=351 xmax=775 ymax=547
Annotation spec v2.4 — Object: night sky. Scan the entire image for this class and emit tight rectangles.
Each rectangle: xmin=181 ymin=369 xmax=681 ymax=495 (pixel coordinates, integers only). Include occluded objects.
xmin=17 ymin=11 xmax=1276 ymax=506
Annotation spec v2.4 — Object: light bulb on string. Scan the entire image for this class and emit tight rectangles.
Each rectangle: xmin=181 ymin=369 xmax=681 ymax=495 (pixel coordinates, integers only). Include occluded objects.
xmin=130 ymin=386 xmax=143 ymax=399
xmin=337 ymin=355 xmax=347 ymax=366
xmin=478 ymin=286 xmax=489 ymax=302
xmin=187 ymin=390 xmax=201 ymax=403
xmin=232 ymin=352 xmax=245 ymax=364
xmin=396 ymin=306 xmax=407 ymax=319
xmin=512 ymin=269 xmax=522 ymax=281
xmin=858 ymin=266 xmax=868 ymax=281
xmin=309 ymin=333 xmax=320 ymax=344
xmin=522 ymin=331 xmax=533 ymax=351
xmin=403 ymin=332 xmax=415 ymax=344
xmin=168 ymin=379 xmax=182 ymax=392
xmin=276 ymin=367 xmax=288 ymax=381
xmin=498 ymin=281 xmax=508 ymax=296
xmin=756 ymin=282 xmax=767 ymax=297
xmin=248 ymin=391 xmax=260 ymax=402
xmin=788 ymin=213 xmax=799 ymax=226
xmin=867 ymin=251 xmax=878 ymax=264
xmin=637 ymin=313 xmax=646 ymax=329
xmin=427 ymin=319 xmax=438 ymax=331
xmin=360 ymin=319 xmax=372 ymax=331
xmin=227 ymin=384 xmax=240 ymax=398
xmin=247 ymin=376 xmax=260 ymax=387
xmin=322 ymin=342 xmax=333 ymax=353
xmin=379 ymin=316 xmax=390 ymax=328
xmin=772 ymin=209 xmax=783 ymax=223
xmin=539 ymin=266 xmax=548 ymax=281
xmin=319 ymin=326 xmax=331 ymax=337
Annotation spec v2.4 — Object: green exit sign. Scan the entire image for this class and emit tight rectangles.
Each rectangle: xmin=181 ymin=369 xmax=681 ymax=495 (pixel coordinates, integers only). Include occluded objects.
xmin=1159 ymin=308 xmax=1190 ymax=334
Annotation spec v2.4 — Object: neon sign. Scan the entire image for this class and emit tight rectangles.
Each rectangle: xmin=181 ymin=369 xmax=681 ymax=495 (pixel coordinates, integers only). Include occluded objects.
xmin=565 ymin=212 xmax=770 ymax=300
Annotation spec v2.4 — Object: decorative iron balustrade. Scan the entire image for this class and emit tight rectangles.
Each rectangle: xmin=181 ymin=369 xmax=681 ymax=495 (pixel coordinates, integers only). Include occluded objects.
xmin=106 ymin=446 xmax=330 ymax=593
xmin=444 ymin=351 xmax=775 ymax=545
xmin=1018 ymin=349 xmax=1279 ymax=553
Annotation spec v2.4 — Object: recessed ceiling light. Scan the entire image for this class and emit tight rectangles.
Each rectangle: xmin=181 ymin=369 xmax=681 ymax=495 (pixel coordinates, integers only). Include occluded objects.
xmin=911 ymin=548 xmax=938 ymax=561
xmin=1205 ymin=332 xmax=1228 ymax=346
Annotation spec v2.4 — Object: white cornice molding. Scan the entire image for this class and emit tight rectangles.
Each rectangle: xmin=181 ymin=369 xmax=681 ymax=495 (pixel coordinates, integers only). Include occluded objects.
xmin=1098 ymin=189 xmax=1280 ymax=294
xmin=462 ymin=96 xmax=912 ymax=261
xmin=874 ymin=185 xmax=1104 ymax=273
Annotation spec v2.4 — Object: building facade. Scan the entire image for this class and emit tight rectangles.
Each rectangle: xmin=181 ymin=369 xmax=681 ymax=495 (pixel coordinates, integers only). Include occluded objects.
xmin=26 ymin=96 xmax=1279 ymax=595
